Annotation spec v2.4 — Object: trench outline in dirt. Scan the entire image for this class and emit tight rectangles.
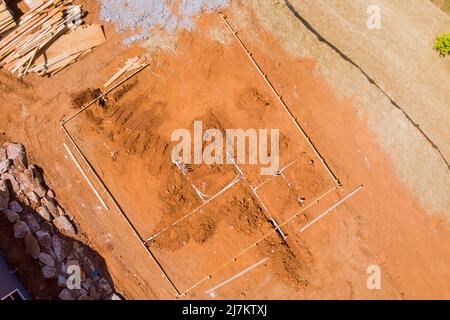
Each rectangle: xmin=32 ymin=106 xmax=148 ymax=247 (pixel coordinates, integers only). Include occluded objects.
xmin=57 ymin=14 xmax=370 ymax=297
xmin=59 ymin=68 xmax=340 ymax=297
xmin=141 ymin=14 xmax=345 ymax=247
xmin=59 ymin=68 xmax=341 ymax=297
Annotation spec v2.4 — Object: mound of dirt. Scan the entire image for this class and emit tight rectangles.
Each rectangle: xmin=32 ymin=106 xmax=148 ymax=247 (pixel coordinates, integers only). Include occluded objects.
xmin=70 ymin=88 xmax=104 ymax=109
xmin=258 ymin=236 xmax=311 ymax=291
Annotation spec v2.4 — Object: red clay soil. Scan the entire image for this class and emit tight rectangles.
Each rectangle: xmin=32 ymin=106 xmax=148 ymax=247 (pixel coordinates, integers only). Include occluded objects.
xmin=0 ymin=2 xmax=448 ymax=299
xmin=64 ymin=19 xmax=334 ymax=293
xmin=224 ymin=16 xmax=450 ymax=299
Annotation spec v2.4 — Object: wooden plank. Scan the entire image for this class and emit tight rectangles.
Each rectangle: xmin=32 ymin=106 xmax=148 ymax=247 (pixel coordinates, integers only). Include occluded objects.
xmin=23 ymin=0 xmax=44 ymax=9
xmin=33 ymin=24 xmax=105 ymax=66
xmin=103 ymin=56 xmax=139 ymax=88
xmin=0 ymin=1 xmax=14 ymax=34
xmin=49 ymin=49 xmax=91 ymax=76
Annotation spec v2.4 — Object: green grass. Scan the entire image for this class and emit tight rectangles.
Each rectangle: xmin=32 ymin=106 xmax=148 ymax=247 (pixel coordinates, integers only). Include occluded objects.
xmin=434 ymin=33 xmax=450 ymax=56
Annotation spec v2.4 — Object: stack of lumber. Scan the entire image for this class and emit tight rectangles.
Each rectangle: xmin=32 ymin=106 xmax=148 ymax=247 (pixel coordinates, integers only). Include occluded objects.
xmin=0 ymin=0 xmax=15 ymax=36
xmin=23 ymin=0 xmax=42 ymax=9
xmin=0 ymin=0 xmax=106 ymax=77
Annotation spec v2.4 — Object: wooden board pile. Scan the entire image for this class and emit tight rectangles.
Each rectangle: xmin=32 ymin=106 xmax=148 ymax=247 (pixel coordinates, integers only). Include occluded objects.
xmin=0 ymin=0 xmax=15 ymax=36
xmin=0 ymin=0 xmax=106 ymax=77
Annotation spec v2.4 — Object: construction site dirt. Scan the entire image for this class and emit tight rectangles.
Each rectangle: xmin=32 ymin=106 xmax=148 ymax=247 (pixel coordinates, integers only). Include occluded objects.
xmin=0 ymin=0 xmax=449 ymax=300
xmin=64 ymin=17 xmax=338 ymax=294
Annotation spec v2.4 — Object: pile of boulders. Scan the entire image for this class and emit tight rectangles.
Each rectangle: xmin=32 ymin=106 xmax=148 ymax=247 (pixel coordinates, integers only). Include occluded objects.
xmin=0 ymin=142 xmax=120 ymax=300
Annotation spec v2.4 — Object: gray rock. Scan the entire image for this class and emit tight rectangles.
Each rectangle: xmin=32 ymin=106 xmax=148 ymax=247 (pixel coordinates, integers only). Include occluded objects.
xmin=1 ymin=173 xmax=20 ymax=194
xmin=9 ymin=201 xmax=23 ymax=213
xmin=34 ymin=185 xmax=47 ymax=198
xmin=15 ymin=166 xmax=46 ymax=197
xmin=89 ymin=286 xmax=100 ymax=300
xmin=0 ymin=159 xmax=12 ymax=174
xmin=47 ymin=189 xmax=55 ymax=198
xmin=36 ymin=206 xmax=52 ymax=221
xmin=39 ymin=252 xmax=55 ymax=267
xmin=57 ymin=275 xmax=68 ymax=288
xmin=26 ymin=215 xmax=40 ymax=233
xmin=39 ymin=221 xmax=54 ymax=235
xmin=42 ymin=265 xmax=57 ymax=279
xmin=56 ymin=205 xmax=65 ymax=216
xmin=24 ymin=233 xmax=40 ymax=259
xmin=73 ymin=241 xmax=83 ymax=255
xmin=26 ymin=191 xmax=40 ymax=204
xmin=0 ymin=179 xmax=9 ymax=210
xmin=2 ymin=209 xmax=19 ymax=223
xmin=82 ymin=256 xmax=96 ymax=275
xmin=81 ymin=278 xmax=94 ymax=291
xmin=53 ymin=215 xmax=76 ymax=235
xmin=97 ymin=278 xmax=113 ymax=294
xmin=72 ymin=288 xmax=87 ymax=299
xmin=13 ymin=220 xmax=30 ymax=238
xmin=42 ymin=196 xmax=58 ymax=218
xmin=47 ymin=247 xmax=56 ymax=260
xmin=36 ymin=231 xmax=53 ymax=251
xmin=0 ymin=148 xmax=6 ymax=161
xmin=53 ymin=236 xmax=66 ymax=262
xmin=58 ymin=288 xmax=75 ymax=300
xmin=11 ymin=168 xmax=30 ymax=187
xmin=5 ymin=143 xmax=28 ymax=169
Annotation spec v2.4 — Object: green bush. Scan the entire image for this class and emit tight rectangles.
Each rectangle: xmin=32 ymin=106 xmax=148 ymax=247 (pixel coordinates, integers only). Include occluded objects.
xmin=434 ymin=33 xmax=450 ymax=56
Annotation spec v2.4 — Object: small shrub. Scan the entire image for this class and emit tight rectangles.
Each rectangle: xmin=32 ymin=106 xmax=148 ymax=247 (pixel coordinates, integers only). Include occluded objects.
xmin=434 ymin=33 xmax=450 ymax=56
